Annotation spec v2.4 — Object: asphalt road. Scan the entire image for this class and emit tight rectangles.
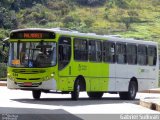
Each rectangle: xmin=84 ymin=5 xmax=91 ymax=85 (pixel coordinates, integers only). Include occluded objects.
xmin=0 ymin=86 xmax=160 ymax=120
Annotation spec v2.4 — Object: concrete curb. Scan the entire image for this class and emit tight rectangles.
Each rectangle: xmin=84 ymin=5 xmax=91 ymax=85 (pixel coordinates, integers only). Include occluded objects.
xmin=0 ymin=81 xmax=7 ymax=86
xmin=139 ymin=88 xmax=160 ymax=112
xmin=140 ymin=89 xmax=160 ymax=94
xmin=140 ymin=98 xmax=160 ymax=112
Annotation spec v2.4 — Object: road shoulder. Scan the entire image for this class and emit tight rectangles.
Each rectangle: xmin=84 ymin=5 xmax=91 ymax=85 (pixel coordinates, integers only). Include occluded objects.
xmin=0 ymin=81 xmax=7 ymax=86
xmin=139 ymin=88 xmax=160 ymax=112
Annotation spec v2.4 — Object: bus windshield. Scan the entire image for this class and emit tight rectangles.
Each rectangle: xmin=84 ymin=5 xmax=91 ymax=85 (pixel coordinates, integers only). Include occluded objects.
xmin=9 ymin=41 xmax=56 ymax=68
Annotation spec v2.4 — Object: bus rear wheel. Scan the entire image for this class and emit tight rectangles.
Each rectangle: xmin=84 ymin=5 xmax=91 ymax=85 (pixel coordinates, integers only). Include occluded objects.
xmin=71 ymin=80 xmax=80 ymax=101
xmin=32 ymin=90 xmax=41 ymax=100
xmin=119 ymin=81 xmax=137 ymax=100
xmin=87 ymin=92 xmax=104 ymax=99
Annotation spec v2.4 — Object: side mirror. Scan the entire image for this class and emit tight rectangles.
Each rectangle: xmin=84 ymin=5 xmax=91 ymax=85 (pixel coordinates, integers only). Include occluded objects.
xmin=1 ymin=38 xmax=9 ymax=63
xmin=2 ymin=38 xmax=9 ymax=51
xmin=2 ymin=42 xmax=5 ymax=51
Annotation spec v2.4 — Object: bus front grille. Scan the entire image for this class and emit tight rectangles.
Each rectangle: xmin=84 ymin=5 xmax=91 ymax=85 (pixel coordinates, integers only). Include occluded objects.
xmin=29 ymin=78 xmax=40 ymax=80
xmin=16 ymin=78 xmax=40 ymax=81
xmin=12 ymin=69 xmax=45 ymax=74
xmin=16 ymin=78 xmax=27 ymax=80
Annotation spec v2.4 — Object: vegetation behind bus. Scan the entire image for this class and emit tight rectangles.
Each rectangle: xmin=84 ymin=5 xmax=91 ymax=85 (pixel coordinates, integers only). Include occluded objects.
xmin=0 ymin=0 xmax=160 ymax=41
xmin=0 ymin=41 xmax=8 ymax=79
xmin=0 ymin=63 xmax=7 ymax=80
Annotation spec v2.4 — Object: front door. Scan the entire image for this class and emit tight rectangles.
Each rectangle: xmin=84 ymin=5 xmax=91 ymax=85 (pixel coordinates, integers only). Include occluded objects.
xmin=58 ymin=36 xmax=71 ymax=90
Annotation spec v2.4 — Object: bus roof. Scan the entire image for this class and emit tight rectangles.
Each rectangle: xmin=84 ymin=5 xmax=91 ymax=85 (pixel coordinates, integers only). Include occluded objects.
xmin=10 ymin=28 xmax=158 ymax=46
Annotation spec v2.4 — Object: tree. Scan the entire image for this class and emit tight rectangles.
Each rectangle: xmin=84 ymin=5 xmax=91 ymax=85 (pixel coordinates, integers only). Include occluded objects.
xmin=0 ymin=6 xmax=18 ymax=29
xmin=76 ymin=0 xmax=106 ymax=6
xmin=121 ymin=16 xmax=141 ymax=30
xmin=106 ymin=0 xmax=133 ymax=9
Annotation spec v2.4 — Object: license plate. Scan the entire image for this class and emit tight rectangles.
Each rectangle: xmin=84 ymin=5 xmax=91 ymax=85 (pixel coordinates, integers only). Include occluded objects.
xmin=23 ymin=82 xmax=32 ymax=86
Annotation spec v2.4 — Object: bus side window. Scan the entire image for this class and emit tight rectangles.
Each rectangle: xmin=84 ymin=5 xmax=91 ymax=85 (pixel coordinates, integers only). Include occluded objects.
xmin=74 ymin=38 xmax=88 ymax=61
xmin=127 ymin=44 xmax=137 ymax=65
xmin=95 ymin=41 xmax=102 ymax=62
xmin=88 ymin=40 xmax=102 ymax=62
xmin=116 ymin=43 xmax=126 ymax=64
xmin=89 ymin=40 xmax=96 ymax=61
xmin=138 ymin=45 xmax=147 ymax=65
xmin=58 ymin=37 xmax=71 ymax=70
xmin=103 ymin=41 xmax=115 ymax=63
xmin=148 ymin=46 xmax=157 ymax=66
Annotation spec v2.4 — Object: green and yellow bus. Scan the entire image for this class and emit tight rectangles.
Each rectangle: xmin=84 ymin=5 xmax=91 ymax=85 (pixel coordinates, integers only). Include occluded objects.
xmin=6 ymin=28 xmax=159 ymax=100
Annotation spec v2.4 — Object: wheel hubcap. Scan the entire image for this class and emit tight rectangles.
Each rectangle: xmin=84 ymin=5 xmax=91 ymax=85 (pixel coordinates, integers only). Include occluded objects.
xmin=77 ymin=85 xmax=80 ymax=93
xmin=130 ymin=84 xmax=135 ymax=97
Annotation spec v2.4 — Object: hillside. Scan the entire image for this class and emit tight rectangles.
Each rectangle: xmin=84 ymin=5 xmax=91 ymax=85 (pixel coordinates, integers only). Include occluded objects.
xmin=0 ymin=0 xmax=160 ymax=42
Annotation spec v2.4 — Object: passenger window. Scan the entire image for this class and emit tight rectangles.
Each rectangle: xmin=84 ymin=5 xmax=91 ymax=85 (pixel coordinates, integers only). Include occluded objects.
xmin=137 ymin=45 xmax=147 ymax=65
xmin=127 ymin=44 xmax=137 ymax=64
xmin=103 ymin=41 xmax=115 ymax=63
xmin=58 ymin=37 xmax=71 ymax=70
xmin=89 ymin=40 xmax=96 ymax=61
xmin=74 ymin=38 xmax=88 ymax=61
xmin=95 ymin=41 xmax=102 ymax=62
xmin=89 ymin=40 xmax=102 ymax=62
xmin=148 ymin=46 xmax=157 ymax=66
xmin=116 ymin=43 xmax=126 ymax=64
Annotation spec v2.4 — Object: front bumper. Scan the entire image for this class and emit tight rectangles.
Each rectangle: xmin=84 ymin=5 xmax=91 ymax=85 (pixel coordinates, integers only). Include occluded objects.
xmin=7 ymin=78 xmax=57 ymax=90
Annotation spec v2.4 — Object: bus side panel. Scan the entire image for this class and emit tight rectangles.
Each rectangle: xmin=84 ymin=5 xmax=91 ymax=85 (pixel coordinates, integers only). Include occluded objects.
xmin=138 ymin=66 xmax=158 ymax=91
xmin=58 ymin=76 xmax=75 ymax=91
xmin=70 ymin=61 xmax=109 ymax=92
xmin=88 ymin=62 xmax=109 ymax=92
xmin=114 ymin=64 xmax=129 ymax=91
xmin=108 ymin=64 xmax=116 ymax=91
xmin=71 ymin=61 xmax=90 ymax=90
xmin=58 ymin=63 xmax=76 ymax=91
xmin=137 ymin=66 xmax=158 ymax=91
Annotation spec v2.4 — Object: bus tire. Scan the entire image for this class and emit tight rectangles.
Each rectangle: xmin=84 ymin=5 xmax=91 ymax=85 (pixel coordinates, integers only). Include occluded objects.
xmin=87 ymin=92 xmax=104 ymax=99
xmin=71 ymin=80 xmax=80 ymax=101
xmin=32 ymin=90 xmax=41 ymax=100
xmin=119 ymin=81 xmax=137 ymax=100
xmin=119 ymin=92 xmax=128 ymax=100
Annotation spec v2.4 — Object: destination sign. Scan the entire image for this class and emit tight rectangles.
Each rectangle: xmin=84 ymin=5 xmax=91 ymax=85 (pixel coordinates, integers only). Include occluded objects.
xmin=24 ymin=33 xmax=43 ymax=39
xmin=10 ymin=31 xmax=55 ymax=39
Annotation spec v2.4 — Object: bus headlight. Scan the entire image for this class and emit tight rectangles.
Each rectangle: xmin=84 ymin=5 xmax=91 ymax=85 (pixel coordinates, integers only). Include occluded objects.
xmin=51 ymin=74 xmax=54 ymax=77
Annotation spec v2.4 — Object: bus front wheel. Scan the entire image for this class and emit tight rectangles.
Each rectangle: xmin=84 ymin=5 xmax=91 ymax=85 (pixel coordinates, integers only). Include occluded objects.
xmin=32 ymin=90 xmax=41 ymax=100
xmin=87 ymin=92 xmax=104 ymax=99
xmin=119 ymin=81 xmax=137 ymax=100
xmin=71 ymin=80 xmax=80 ymax=101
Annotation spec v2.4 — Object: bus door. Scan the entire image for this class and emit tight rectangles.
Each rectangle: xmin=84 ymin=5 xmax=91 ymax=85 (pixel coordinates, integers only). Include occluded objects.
xmin=58 ymin=36 xmax=72 ymax=90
